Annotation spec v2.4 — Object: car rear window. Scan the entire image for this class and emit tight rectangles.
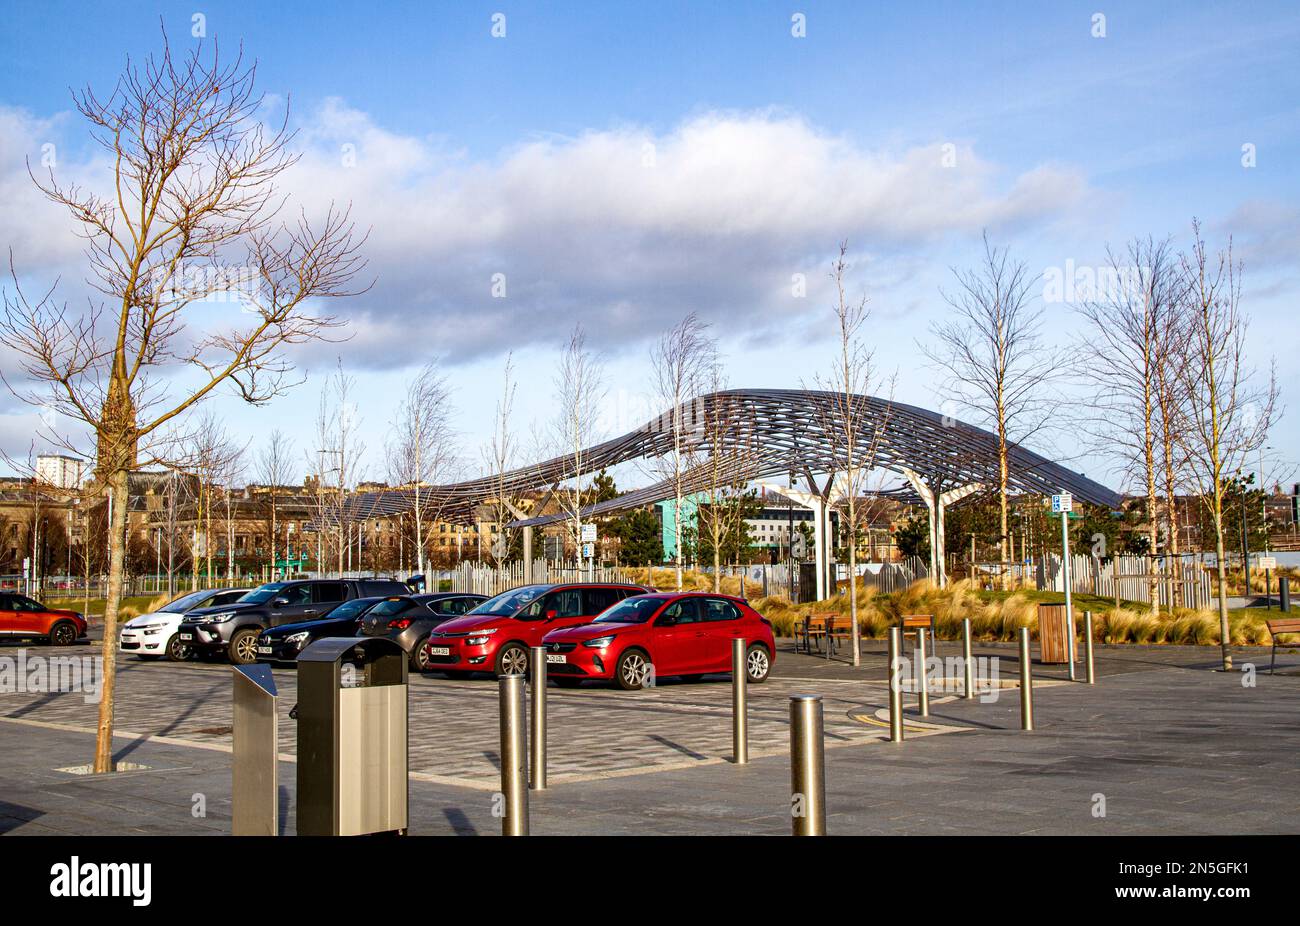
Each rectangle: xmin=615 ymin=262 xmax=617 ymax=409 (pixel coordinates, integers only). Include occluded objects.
xmin=701 ymin=598 xmax=743 ymax=622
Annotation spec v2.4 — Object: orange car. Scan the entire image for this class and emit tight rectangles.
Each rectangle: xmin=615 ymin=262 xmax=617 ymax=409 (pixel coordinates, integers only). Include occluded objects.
xmin=0 ymin=592 xmax=87 ymax=646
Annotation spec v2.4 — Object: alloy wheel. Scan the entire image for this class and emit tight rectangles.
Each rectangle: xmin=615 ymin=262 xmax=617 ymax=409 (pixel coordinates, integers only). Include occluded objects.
xmin=747 ymin=648 xmax=769 ymax=681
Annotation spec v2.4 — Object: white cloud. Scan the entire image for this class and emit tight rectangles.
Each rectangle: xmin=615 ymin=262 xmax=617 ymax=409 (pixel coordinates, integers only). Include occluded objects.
xmin=279 ymin=104 xmax=1090 ymax=366
xmin=2 ymin=100 xmax=1089 ymax=373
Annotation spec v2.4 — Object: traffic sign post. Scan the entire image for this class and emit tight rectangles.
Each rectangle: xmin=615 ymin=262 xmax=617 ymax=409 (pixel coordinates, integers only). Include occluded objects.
xmin=1051 ymin=494 xmax=1076 ymax=679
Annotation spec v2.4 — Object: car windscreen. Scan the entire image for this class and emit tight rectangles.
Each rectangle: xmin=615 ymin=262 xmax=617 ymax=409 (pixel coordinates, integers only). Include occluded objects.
xmin=593 ymin=596 xmax=665 ymax=624
xmin=163 ymin=590 xmax=212 ymax=612
xmin=368 ymin=598 xmax=417 ymax=617
xmin=238 ymin=583 xmax=289 ymax=604
xmin=468 ymin=585 xmax=549 ymax=616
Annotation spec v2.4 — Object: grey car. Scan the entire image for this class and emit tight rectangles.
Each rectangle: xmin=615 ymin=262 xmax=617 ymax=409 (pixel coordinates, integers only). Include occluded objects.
xmin=357 ymin=593 xmax=487 ymax=670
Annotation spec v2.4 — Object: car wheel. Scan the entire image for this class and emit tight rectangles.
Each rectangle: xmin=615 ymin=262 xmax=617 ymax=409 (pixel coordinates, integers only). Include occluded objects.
xmin=746 ymin=644 xmax=771 ymax=683
xmin=228 ymin=628 xmax=261 ymax=665
xmin=495 ymin=643 xmax=528 ymax=677
xmin=553 ymin=677 xmax=582 ymax=689
xmin=410 ymin=636 xmax=431 ymax=672
xmin=48 ymin=621 xmax=77 ymax=646
xmin=615 ymin=649 xmax=651 ymax=691
xmin=165 ymin=633 xmax=193 ymax=662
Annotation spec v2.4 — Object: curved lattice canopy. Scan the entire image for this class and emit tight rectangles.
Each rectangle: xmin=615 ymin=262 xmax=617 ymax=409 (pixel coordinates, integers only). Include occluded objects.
xmin=339 ymin=389 xmax=1119 ymax=528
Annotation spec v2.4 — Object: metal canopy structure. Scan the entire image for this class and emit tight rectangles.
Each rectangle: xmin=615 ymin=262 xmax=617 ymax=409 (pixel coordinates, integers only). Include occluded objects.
xmin=342 ymin=387 xmax=1119 ymax=522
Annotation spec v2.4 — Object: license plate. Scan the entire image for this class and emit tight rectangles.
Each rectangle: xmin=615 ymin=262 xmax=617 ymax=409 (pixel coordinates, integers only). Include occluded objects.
xmin=428 ymin=646 xmax=450 ymax=656
xmin=179 ymin=633 xmax=192 ymax=641
xmin=257 ymin=646 xmax=272 ymax=655
xmin=546 ymin=654 xmax=567 ymax=664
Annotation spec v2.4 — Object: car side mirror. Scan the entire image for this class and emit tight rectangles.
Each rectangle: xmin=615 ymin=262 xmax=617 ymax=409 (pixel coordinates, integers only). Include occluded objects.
xmin=545 ymin=609 xmax=558 ymax=620
xmin=272 ymin=597 xmax=289 ymax=607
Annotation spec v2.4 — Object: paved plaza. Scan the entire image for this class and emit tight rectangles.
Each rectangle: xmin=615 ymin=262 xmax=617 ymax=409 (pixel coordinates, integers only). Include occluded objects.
xmin=2 ymin=638 xmax=1298 ymax=835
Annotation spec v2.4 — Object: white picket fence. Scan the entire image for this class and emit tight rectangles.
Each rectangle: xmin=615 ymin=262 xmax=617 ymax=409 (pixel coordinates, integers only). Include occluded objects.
xmin=444 ymin=560 xmax=637 ymax=596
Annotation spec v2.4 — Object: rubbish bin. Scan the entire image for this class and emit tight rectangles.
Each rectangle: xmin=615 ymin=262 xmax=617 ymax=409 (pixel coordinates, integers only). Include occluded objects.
xmin=297 ymin=636 xmax=408 ymax=836
xmin=1036 ymin=604 xmax=1071 ymax=664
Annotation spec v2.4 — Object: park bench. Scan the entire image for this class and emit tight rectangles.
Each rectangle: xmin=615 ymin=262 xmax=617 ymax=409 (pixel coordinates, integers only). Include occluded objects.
xmin=900 ymin=614 xmax=936 ymax=653
xmin=1267 ymin=618 xmax=1300 ymax=674
xmin=799 ymin=612 xmax=855 ymax=659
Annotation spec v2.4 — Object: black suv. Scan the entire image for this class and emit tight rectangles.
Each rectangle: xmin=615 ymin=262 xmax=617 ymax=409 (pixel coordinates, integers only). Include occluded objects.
xmin=177 ymin=578 xmax=411 ymax=664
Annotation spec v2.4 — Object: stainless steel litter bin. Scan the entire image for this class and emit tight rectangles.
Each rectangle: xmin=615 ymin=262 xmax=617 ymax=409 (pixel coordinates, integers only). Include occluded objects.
xmin=296 ymin=637 xmax=408 ymax=836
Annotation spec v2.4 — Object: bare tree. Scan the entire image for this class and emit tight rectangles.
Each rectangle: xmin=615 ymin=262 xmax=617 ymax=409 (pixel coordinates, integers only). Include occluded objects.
xmin=255 ymin=429 xmax=296 ymax=580
xmin=0 ymin=36 xmax=365 ymax=771
xmin=482 ymin=353 xmax=522 ymax=566
xmin=922 ymin=232 xmax=1060 ymax=590
xmin=386 ymin=362 xmax=458 ymax=579
xmin=650 ymin=313 xmax=717 ymax=590
xmin=1174 ymin=221 xmax=1279 ymax=669
xmin=549 ymin=326 xmax=606 ymax=568
xmin=692 ymin=366 xmax=762 ymax=591
xmin=810 ymin=243 xmax=895 ymax=665
xmin=184 ymin=413 xmax=245 ymax=588
xmin=1076 ymin=237 xmax=1183 ymax=614
xmin=311 ymin=362 xmax=368 ymax=577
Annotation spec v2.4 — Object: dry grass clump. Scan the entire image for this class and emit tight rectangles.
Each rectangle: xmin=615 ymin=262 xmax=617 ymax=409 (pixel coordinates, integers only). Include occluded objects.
xmin=623 ymin=569 xmax=1275 ymax=646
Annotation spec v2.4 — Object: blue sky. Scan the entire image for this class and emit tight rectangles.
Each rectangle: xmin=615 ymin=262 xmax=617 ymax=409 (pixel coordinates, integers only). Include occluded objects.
xmin=1 ymin=1 xmax=1297 ymax=493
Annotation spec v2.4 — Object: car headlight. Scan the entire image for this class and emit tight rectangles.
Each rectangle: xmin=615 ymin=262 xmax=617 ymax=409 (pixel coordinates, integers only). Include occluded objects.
xmin=285 ymin=631 xmax=311 ymax=646
xmin=143 ymin=628 xmax=163 ymax=636
xmin=466 ymin=629 xmax=497 ymax=646
xmin=583 ymin=635 xmax=616 ymax=649
xmin=209 ymin=611 xmax=239 ymax=622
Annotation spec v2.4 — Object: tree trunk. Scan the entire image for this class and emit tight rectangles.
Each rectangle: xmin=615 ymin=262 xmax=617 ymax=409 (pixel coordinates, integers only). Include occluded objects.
xmin=93 ymin=466 xmax=129 ymax=772
xmin=848 ymin=514 xmax=860 ymax=667
xmin=1213 ymin=520 xmax=1231 ymax=670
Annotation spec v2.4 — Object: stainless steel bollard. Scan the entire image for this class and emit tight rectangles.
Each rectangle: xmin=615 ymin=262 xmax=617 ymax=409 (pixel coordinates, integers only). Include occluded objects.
xmin=789 ymin=695 xmax=826 ymax=836
xmin=529 ymin=646 xmax=547 ymax=790
xmin=1018 ymin=627 xmax=1034 ymax=731
xmin=499 ymin=674 xmax=529 ymax=835
xmin=888 ymin=627 xmax=904 ymax=743
xmin=1084 ymin=611 xmax=1095 ymax=685
xmin=962 ymin=618 xmax=974 ymax=700
xmin=915 ymin=627 xmax=929 ymax=717
xmin=232 ymin=664 xmax=278 ymax=836
xmin=732 ymin=637 xmax=748 ymax=764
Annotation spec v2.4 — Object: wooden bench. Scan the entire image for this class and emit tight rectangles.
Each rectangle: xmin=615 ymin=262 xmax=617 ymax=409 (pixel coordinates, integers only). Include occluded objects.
xmin=799 ymin=612 xmax=855 ymax=659
xmin=900 ymin=614 xmax=936 ymax=653
xmin=1267 ymin=618 xmax=1300 ymax=674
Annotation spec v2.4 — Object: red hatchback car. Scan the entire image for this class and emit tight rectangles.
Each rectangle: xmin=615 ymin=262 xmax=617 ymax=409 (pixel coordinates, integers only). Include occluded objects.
xmin=420 ymin=583 xmax=653 ymax=677
xmin=0 ymin=592 xmax=87 ymax=646
xmin=540 ymin=592 xmax=775 ymax=690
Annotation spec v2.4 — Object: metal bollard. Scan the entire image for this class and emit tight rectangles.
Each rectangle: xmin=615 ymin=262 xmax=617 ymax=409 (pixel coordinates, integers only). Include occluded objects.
xmin=732 ymin=637 xmax=748 ymax=764
xmin=789 ymin=695 xmax=826 ymax=836
xmin=888 ymin=627 xmax=904 ymax=743
xmin=962 ymin=618 xmax=974 ymax=700
xmin=498 ymin=674 xmax=530 ymax=835
xmin=1018 ymin=627 xmax=1034 ymax=731
xmin=529 ymin=646 xmax=547 ymax=790
xmin=915 ymin=627 xmax=929 ymax=717
xmin=1084 ymin=611 xmax=1095 ymax=685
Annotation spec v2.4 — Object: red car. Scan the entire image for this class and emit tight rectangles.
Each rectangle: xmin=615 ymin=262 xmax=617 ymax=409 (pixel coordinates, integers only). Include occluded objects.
xmin=420 ymin=583 xmax=653 ymax=677
xmin=540 ymin=592 xmax=775 ymax=690
xmin=0 ymin=592 xmax=88 ymax=646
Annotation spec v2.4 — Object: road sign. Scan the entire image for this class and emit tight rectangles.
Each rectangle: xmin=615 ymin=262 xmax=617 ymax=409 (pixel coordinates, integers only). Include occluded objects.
xmin=1051 ymin=493 xmax=1073 ymax=514
xmin=1258 ymin=556 xmax=1277 ymax=571
xmin=22 ymin=557 xmax=29 ymax=578
xmin=580 ymin=524 xmax=597 ymax=543
xmin=581 ymin=542 xmax=594 ymax=559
